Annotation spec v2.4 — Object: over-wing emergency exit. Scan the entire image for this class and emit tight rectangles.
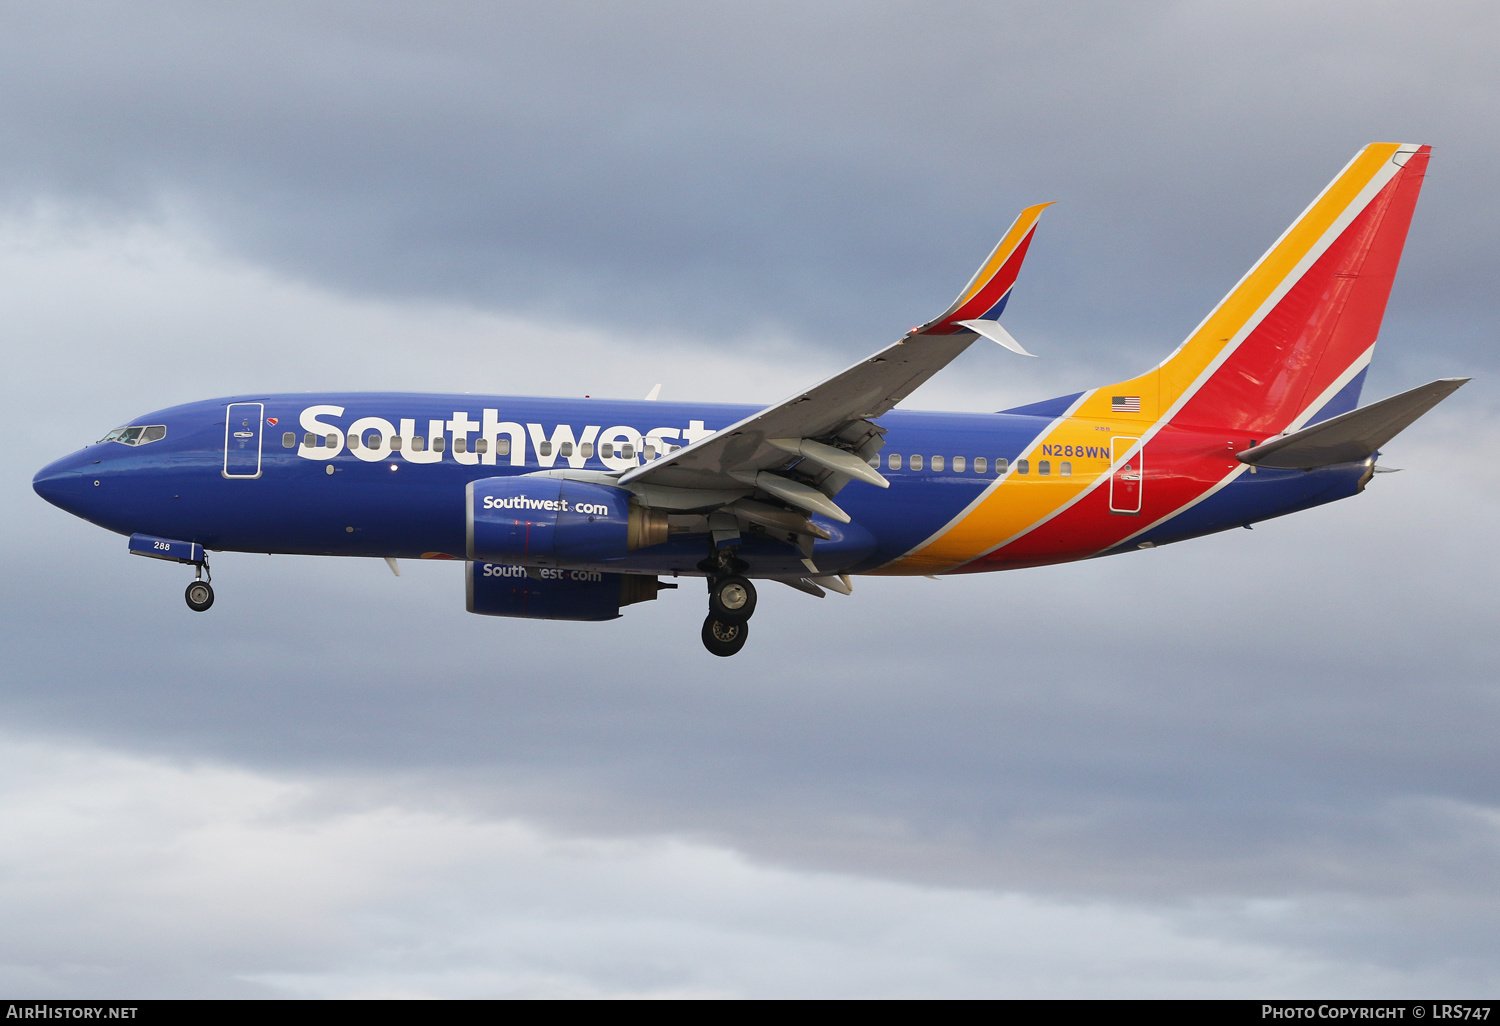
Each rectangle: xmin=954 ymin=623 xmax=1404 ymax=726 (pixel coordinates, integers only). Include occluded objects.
xmin=34 ymin=144 xmax=1466 ymax=655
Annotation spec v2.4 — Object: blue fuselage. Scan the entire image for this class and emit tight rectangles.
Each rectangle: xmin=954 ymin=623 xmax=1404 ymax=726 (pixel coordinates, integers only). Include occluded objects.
xmin=33 ymin=392 xmax=1367 ymax=578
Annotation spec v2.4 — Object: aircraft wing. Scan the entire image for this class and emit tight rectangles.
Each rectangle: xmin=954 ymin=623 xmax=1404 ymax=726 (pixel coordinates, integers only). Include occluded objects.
xmin=618 ymin=203 xmax=1051 ymax=521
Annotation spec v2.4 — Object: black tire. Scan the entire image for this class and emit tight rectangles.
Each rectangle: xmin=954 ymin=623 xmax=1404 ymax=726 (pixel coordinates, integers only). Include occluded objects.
xmin=185 ymin=581 xmax=215 ymax=612
xmin=708 ymin=575 xmax=757 ymax=621
xmin=701 ymin=614 xmax=749 ymax=657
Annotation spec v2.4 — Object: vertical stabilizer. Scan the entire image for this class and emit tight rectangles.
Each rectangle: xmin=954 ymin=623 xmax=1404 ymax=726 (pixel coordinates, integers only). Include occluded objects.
xmin=1090 ymin=143 xmax=1429 ymax=434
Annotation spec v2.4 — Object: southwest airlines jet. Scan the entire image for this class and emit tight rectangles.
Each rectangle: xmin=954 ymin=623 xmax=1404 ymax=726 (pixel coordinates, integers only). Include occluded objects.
xmin=33 ymin=143 xmax=1466 ymax=656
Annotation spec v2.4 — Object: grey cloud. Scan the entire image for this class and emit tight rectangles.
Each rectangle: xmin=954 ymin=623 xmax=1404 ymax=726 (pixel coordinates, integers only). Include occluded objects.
xmin=0 ymin=1 xmax=1496 ymax=370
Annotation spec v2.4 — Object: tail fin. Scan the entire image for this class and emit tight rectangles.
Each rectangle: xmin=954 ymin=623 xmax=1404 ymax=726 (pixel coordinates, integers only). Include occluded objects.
xmin=1089 ymin=143 xmax=1430 ymax=434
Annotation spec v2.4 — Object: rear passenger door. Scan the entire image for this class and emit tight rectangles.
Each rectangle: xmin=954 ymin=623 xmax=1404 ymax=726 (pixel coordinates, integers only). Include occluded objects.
xmin=1109 ymin=436 xmax=1142 ymax=514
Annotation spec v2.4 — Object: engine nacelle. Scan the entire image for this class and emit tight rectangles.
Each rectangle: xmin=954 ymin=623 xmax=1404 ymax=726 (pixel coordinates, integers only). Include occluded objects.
xmin=466 ymin=476 xmax=668 ymax=565
xmin=466 ymin=562 xmax=672 ymax=621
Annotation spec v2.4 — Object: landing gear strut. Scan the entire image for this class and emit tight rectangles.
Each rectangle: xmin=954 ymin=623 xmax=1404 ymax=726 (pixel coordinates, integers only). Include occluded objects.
xmin=184 ymin=560 xmax=214 ymax=612
xmin=701 ymin=573 xmax=756 ymax=657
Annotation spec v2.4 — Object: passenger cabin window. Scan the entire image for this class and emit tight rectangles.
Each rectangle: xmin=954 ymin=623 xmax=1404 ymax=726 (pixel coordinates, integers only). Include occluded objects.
xmin=283 ymin=432 xmax=296 ymax=448
xmin=326 ymin=433 xmax=338 ymax=448
xmin=580 ymin=442 xmax=594 ymax=458
xmin=931 ymin=456 xmax=944 ymax=472
xmin=910 ymin=454 xmax=923 ymax=471
xmin=1016 ymin=459 xmax=1029 ymax=474
xmin=1038 ymin=460 xmax=1050 ymax=476
xmin=494 ymin=438 xmax=509 ymax=455
xmin=560 ymin=441 xmax=574 ymax=457
xmin=304 ymin=432 xmax=315 ymax=447
xmin=1060 ymin=461 xmax=1072 ymax=477
xmin=432 ymin=437 xmax=445 ymax=452
xmin=996 ymin=458 xmax=1009 ymax=473
xmin=974 ymin=457 xmax=987 ymax=474
xmin=412 ymin=436 xmax=425 ymax=451
xmin=621 ymin=444 xmax=635 ymax=458
xmin=644 ymin=444 xmax=656 ymax=459
xmin=953 ymin=456 xmax=966 ymax=473
xmin=538 ymin=441 xmax=551 ymax=456
xmin=475 ymin=438 xmax=488 ymax=454
xmin=390 ymin=436 xmax=403 ymax=451
xmin=869 ymin=455 xmax=880 ymax=468
xmin=888 ymin=454 xmax=902 ymax=470
xmin=601 ymin=442 xmax=614 ymax=458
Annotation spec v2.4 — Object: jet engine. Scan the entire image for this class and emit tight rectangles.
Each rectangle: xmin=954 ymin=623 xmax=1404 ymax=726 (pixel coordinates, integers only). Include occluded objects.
xmin=466 ymin=562 xmax=673 ymax=621
xmin=466 ymin=476 xmax=669 ymax=565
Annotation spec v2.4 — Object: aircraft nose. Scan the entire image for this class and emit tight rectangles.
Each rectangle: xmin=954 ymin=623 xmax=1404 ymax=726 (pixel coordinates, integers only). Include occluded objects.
xmin=33 ymin=454 xmax=91 ymax=513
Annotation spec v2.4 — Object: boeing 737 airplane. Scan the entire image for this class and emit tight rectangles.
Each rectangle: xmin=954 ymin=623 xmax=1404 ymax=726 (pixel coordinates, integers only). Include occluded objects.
xmin=34 ymin=143 xmax=1466 ymax=655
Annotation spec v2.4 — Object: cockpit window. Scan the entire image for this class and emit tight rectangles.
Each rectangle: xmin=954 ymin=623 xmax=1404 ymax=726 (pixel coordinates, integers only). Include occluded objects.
xmin=100 ymin=424 xmax=167 ymax=446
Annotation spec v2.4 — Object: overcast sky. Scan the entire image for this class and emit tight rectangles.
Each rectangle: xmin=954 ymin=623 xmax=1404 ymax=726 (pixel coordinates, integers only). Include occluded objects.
xmin=2 ymin=0 xmax=1497 ymax=997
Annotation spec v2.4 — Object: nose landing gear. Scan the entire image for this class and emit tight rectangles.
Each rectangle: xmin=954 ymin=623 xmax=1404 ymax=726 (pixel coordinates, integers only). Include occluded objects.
xmin=184 ymin=561 xmax=214 ymax=612
xmin=701 ymin=573 xmax=756 ymax=657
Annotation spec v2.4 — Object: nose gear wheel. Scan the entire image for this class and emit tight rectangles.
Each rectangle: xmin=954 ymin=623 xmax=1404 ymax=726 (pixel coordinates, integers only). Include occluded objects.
xmin=185 ymin=580 xmax=215 ymax=612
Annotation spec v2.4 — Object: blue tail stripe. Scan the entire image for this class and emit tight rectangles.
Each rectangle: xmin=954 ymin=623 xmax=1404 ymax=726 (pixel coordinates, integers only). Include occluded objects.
xmin=1304 ymin=367 xmax=1368 ymax=426
xmin=977 ymin=291 xmax=1012 ymax=321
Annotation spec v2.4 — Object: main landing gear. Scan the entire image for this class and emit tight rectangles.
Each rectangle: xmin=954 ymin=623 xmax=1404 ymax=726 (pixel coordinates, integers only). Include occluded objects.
xmin=184 ymin=561 xmax=214 ymax=612
xmin=701 ymin=573 xmax=757 ymax=657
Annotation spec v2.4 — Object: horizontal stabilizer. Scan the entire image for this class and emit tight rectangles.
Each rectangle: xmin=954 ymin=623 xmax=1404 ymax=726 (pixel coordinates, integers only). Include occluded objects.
xmin=1237 ymin=378 xmax=1468 ymax=469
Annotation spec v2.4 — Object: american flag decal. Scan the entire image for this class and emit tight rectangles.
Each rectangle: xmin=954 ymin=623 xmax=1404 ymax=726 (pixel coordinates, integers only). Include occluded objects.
xmin=1111 ymin=396 xmax=1141 ymax=413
